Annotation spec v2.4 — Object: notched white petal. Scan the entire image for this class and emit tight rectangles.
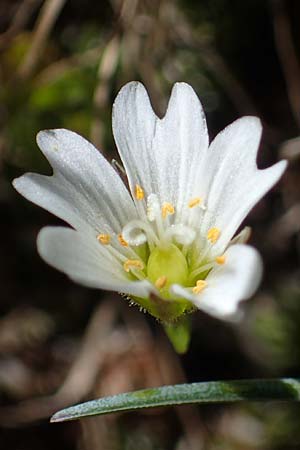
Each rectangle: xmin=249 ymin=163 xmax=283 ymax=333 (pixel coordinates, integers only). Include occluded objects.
xmin=13 ymin=173 xmax=89 ymax=232
xmin=113 ymin=81 xmax=209 ymax=219
xmin=165 ymin=82 xmax=208 ymax=148
xmin=37 ymin=226 xmax=154 ymax=298
xmin=13 ymin=129 xmax=136 ymax=233
xmin=200 ymin=112 xmax=287 ymax=252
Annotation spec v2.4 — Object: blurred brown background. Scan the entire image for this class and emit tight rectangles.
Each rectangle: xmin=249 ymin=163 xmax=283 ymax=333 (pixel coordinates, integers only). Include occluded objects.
xmin=1 ymin=0 xmax=300 ymax=449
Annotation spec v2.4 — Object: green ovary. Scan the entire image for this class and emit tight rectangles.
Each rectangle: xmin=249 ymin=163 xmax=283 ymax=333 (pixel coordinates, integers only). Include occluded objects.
xmin=147 ymin=244 xmax=189 ymax=298
xmin=131 ymin=244 xmax=198 ymax=322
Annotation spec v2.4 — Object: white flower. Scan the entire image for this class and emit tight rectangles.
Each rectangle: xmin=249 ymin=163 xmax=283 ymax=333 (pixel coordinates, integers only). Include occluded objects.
xmin=13 ymin=82 xmax=286 ymax=322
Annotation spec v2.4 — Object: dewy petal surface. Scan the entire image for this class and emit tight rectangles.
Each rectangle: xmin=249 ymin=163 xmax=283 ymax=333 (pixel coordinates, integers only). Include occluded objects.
xmin=171 ymin=244 xmax=263 ymax=319
xmin=13 ymin=129 xmax=137 ymax=234
xmin=112 ymin=81 xmax=209 ymax=218
xmin=38 ymin=226 xmax=153 ymax=298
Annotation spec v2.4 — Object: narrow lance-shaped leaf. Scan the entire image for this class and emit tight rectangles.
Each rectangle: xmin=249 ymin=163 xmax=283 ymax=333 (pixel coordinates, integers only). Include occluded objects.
xmin=51 ymin=378 xmax=300 ymax=422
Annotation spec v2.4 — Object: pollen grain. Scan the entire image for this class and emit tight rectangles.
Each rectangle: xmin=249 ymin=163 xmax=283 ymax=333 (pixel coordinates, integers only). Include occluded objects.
xmin=123 ymin=259 xmax=144 ymax=273
xmin=97 ymin=233 xmax=111 ymax=245
xmin=118 ymin=234 xmax=129 ymax=247
xmin=155 ymin=275 xmax=168 ymax=289
xmin=162 ymin=202 xmax=175 ymax=219
xmin=135 ymin=184 xmax=145 ymax=200
xmin=207 ymin=227 xmax=221 ymax=244
xmin=192 ymin=280 xmax=207 ymax=294
xmin=188 ymin=197 xmax=202 ymax=208
xmin=215 ymin=255 xmax=226 ymax=265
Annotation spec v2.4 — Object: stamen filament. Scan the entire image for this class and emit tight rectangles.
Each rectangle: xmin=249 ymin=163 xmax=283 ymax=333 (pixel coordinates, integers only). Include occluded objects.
xmin=193 ymin=227 xmax=222 ymax=267
xmin=189 ymin=262 xmax=215 ymax=281
xmin=100 ymin=238 xmax=142 ymax=266
xmin=147 ymin=194 xmax=165 ymax=240
xmin=106 ymin=244 xmax=127 ymax=262
xmin=192 ymin=236 xmax=211 ymax=266
xmin=130 ymin=269 xmax=146 ymax=281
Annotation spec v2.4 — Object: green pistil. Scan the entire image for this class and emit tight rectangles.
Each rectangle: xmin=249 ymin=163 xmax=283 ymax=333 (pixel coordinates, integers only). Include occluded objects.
xmin=131 ymin=244 xmax=207 ymax=323
xmin=147 ymin=243 xmax=189 ymax=298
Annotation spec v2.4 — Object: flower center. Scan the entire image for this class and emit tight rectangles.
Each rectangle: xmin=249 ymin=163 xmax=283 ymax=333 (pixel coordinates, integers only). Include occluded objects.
xmin=96 ymin=186 xmax=226 ymax=321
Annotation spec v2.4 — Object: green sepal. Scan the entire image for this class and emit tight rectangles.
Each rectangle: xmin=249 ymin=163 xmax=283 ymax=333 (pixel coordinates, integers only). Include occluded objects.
xmin=132 ymin=293 xmax=193 ymax=323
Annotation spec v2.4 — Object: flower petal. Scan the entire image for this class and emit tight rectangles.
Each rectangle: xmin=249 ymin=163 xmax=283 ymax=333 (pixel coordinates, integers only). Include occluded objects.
xmin=13 ymin=129 xmax=137 ymax=234
xmin=171 ymin=244 xmax=262 ymax=319
xmin=38 ymin=226 xmax=153 ymax=298
xmin=112 ymin=82 xmax=208 ymax=217
xmin=198 ymin=117 xmax=287 ymax=252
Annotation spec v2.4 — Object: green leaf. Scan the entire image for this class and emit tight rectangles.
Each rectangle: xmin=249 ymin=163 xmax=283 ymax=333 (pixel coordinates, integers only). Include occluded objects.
xmin=51 ymin=378 xmax=300 ymax=422
xmin=164 ymin=316 xmax=191 ymax=354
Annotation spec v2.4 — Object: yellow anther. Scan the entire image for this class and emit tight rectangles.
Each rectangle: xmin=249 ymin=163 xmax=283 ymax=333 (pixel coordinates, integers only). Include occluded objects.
xmin=215 ymin=255 xmax=226 ymax=265
xmin=188 ymin=197 xmax=202 ymax=208
xmin=192 ymin=280 xmax=207 ymax=294
xmin=135 ymin=184 xmax=145 ymax=200
xmin=207 ymin=227 xmax=221 ymax=244
xmin=118 ymin=234 xmax=128 ymax=247
xmin=97 ymin=233 xmax=111 ymax=245
xmin=155 ymin=275 xmax=168 ymax=289
xmin=162 ymin=202 xmax=175 ymax=219
xmin=123 ymin=259 xmax=144 ymax=273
